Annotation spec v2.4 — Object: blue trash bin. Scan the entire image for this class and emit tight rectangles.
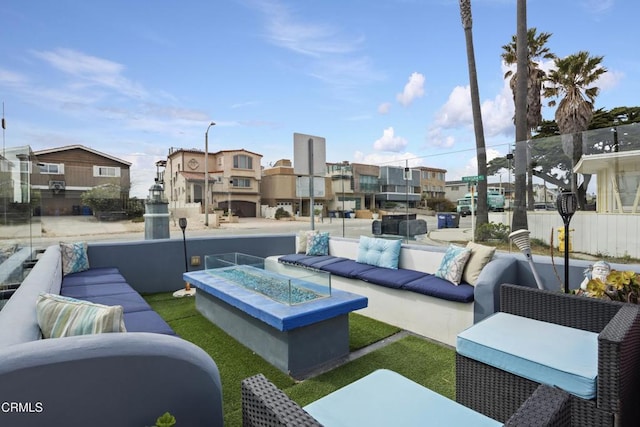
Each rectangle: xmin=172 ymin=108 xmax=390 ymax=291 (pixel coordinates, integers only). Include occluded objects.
xmin=437 ymin=214 xmax=447 ymax=229
xmin=446 ymin=213 xmax=459 ymax=228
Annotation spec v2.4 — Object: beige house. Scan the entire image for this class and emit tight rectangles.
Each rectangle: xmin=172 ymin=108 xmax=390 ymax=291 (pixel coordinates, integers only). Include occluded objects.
xmin=164 ymin=148 xmax=262 ymax=217
xmin=574 ymin=149 xmax=640 ymax=213
xmin=31 ymin=145 xmax=131 ymax=216
xmin=417 ymin=166 xmax=447 ymax=202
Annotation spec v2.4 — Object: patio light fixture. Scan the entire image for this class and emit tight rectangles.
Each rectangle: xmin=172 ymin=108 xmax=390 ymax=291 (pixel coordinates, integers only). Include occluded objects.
xmin=509 ymin=229 xmax=544 ymax=290
xmin=173 ymin=217 xmax=196 ymax=298
xmin=557 ymin=191 xmax=577 ymax=293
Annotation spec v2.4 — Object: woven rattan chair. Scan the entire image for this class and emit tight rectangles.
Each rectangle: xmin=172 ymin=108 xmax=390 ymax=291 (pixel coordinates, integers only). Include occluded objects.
xmin=242 ymin=372 xmax=571 ymax=426
xmin=456 ymin=283 xmax=640 ymax=427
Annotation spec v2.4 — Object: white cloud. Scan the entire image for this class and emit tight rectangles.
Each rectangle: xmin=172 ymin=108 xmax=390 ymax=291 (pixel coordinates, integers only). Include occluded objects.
xmin=378 ymin=102 xmax=391 ymax=114
xmin=32 ymin=48 xmax=147 ymax=99
xmin=596 ymin=68 xmax=623 ymax=91
xmin=426 ymin=127 xmax=455 ymax=148
xmin=353 ymin=150 xmax=423 ymax=168
xmin=396 ymin=72 xmax=425 ymax=106
xmin=373 ymin=127 xmax=408 ymax=152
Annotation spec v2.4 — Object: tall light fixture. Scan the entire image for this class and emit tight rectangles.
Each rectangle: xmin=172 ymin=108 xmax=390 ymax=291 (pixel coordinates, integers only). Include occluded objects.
xmin=341 ymin=164 xmax=345 ymax=237
xmin=557 ymin=192 xmax=577 ymax=293
xmin=509 ymin=229 xmax=544 ymax=290
xmin=173 ymin=217 xmax=195 ymax=297
xmin=204 ymin=121 xmax=215 ymax=226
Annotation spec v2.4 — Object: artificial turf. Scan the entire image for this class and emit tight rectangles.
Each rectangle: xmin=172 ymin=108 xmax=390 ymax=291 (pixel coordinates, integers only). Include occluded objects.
xmin=145 ymin=292 xmax=455 ymax=427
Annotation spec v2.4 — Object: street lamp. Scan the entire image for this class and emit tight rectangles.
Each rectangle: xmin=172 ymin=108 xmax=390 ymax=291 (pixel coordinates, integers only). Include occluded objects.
xmin=228 ymin=178 xmax=233 ymax=217
xmin=204 ymin=121 xmax=215 ymax=226
xmin=341 ymin=165 xmax=345 ymax=237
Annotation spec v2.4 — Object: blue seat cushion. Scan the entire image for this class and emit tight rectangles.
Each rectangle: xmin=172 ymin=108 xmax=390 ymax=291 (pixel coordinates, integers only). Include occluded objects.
xmin=456 ymin=312 xmax=598 ymax=399
xmin=61 ymin=273 xmax=127 ymax=287
xmin=60 ymin=282 xmax=136 ymax=299
xmin=78 ymin=292 xmax=152 ymax=313
xmin=403 ymin=274 xmax=474 ymax=302
xmin=279 ymin=254 xmax=347 ymax=269
xmin=123 ymin=310 xmax=176 ymax=335
xmin=320 ymin=259 xmax=377 ymax=279
xmin=356 ymin=267 xmax=427 ymax=289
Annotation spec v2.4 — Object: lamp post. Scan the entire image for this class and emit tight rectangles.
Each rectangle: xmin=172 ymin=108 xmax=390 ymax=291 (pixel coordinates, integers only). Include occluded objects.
xmin=228 ymin=178 xmax=233 ymax=217
xmin=557 ymin=192 xmax=577 ymax=293
xmin=204 ymin=121 xmax=215 ymax=226
xmin=341 ymin=165 xmax=345 ymax=237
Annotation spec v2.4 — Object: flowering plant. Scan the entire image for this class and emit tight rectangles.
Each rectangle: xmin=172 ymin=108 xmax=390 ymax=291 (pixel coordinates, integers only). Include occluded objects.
xmin=580 ymin=270 xmax=640 ymax=304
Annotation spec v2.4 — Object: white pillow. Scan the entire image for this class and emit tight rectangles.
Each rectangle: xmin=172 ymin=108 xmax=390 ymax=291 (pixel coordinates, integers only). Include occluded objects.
xmin=296 ymin=230 xmax=318 ymax=254
xmin=462 ymin=241 xmax=496 ymax=285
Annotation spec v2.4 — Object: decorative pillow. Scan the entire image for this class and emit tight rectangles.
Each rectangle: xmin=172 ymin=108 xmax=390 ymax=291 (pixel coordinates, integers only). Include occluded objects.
xmin=36 ymin=293 xmax=126 ymax=339
xmin=60 ymin=242 xmax=90 ymax=276
xmin=306 ymin=232 xmax=329 ymax=256
xmin=356 ymin=235 xmax=402 ymax=269
xmin=462 ymin=241 xmax=497 ymax=286
xmin=296 ymin=230 xmax=318 ymax=254
xmin=435 ymin=244 xmax=472 ymax=285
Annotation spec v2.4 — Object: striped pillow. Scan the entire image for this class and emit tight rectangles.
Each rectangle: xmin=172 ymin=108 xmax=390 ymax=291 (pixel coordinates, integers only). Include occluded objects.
xmin=36 ymin=293 xmax=126 ymax=338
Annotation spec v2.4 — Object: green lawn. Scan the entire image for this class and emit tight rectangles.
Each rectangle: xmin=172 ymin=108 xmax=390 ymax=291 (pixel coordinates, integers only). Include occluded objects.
xmin=145 ymin=293 xmax=456 ymax=427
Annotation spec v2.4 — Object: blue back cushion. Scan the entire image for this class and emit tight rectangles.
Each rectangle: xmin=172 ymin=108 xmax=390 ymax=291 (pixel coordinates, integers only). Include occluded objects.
xmin=356 ymin=236 xmax=402 ymax=269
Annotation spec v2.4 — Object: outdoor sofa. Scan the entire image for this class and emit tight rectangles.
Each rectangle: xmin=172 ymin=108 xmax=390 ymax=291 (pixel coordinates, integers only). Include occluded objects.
xmin=266 ymin=235 xmax=519 ymax=346
xmin=0 ymin=243 xmax=223 ymax=427
xmin=456 ymin=283 xmax=640 ymax=427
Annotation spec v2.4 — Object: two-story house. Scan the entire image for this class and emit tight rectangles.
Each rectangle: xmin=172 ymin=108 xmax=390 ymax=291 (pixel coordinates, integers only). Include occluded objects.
xmin=164 ymin=148 xmax=262 ymax=217
xmin=31 ymin=145 xmax=131 ymax=216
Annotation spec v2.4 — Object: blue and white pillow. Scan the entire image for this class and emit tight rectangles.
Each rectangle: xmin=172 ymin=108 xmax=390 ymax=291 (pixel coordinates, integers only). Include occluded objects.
xmin=435 ymin=244 xmax=472 ymax=285
xmin=60 ymin=242 xmax=90 ymax=276
xmin=306 ymin=232 xmax=329 ymax=256
xmin=356 ymin=235 xmax=402 ymax=269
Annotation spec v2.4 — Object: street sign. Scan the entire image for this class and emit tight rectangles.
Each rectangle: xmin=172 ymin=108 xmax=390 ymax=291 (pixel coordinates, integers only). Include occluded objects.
xmin=462 ymin=175 xmax=485 ymax=182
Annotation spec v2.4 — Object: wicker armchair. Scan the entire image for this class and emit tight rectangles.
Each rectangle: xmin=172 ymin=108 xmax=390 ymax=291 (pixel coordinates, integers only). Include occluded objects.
xmin=242 ymin=372 xmax=571 ymax=426
xmin=456 ymin=283 xmax=640 ymax=427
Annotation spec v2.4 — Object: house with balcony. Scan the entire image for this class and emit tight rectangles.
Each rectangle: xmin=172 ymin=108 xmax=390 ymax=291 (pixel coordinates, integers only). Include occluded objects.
xmin=30 ymin=145 xmax=131 ymax=216
xmin=417 ymin=166 xmax=447 ymax=204
xmin=261 ymin=159 xmax=331 ymax=216
xmin=165 ymin=147 xmax=262 ymax=217
xmin=377 ymin=165 xmax=421 ymax=209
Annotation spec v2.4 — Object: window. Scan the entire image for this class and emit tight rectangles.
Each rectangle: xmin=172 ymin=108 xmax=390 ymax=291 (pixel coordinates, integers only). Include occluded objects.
xmin=233 ymin=154 xmax=253 ymax=169
xmin=39 ymin=163 xmax=63 ymax=174
xmin=233 ymin=178 xmax=251 ymax=188
xmin=93 ymin=166 xmax=120 ymax=177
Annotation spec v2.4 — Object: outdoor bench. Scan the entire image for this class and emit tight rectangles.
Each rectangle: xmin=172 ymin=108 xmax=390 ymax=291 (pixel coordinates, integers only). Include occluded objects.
xmin=0 ymin=243 xmax=224 ymax=427
xmin=241 ymin=369 xmax=571 ymax=426
xmin=266 ymin=236 xmax=518 ymax=346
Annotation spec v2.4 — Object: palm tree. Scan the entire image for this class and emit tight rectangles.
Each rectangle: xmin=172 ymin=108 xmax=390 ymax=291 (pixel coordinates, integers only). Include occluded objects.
xmin=512 ymin=0 xmax=528 ymax=232
xmin=459 ymin=0 xmax=488 ymax=228
xmin=543 ymin=51 xmax=606 ymax=208
xmin=502 ymin=27 xmax=556 ymax=210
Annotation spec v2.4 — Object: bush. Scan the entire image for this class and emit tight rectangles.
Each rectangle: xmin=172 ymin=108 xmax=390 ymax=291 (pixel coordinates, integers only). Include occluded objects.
xmin=275 ymin=207 xmax=291 ymax=219
xmin=475 ymin=222 xmax=510 ymax=242
xmin=425 ymin=197 xmax=456 ymax=212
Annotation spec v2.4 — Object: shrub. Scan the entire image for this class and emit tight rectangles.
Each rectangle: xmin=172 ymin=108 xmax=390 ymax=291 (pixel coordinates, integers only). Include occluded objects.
xmin=275 ymin=207 xmax=291 ymax=219
xmin=475 ymin=222 xmax=510 ymax=242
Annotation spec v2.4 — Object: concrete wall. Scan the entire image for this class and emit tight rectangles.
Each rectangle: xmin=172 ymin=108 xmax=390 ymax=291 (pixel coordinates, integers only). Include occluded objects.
xmin=86 ymin=234 xmax=295 ymax=294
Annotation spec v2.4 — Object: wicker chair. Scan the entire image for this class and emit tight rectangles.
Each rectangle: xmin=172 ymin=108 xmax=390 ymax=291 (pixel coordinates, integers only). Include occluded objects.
xmin=242 ymin=372 xmax=571 ymax=426
xmin=456 ymin=283 xmax=640 ymax=427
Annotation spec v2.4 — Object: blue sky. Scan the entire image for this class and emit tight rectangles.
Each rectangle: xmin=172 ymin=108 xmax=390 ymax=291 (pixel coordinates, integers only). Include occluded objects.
xmin=1 ymin=0 xmax=637 ymax=197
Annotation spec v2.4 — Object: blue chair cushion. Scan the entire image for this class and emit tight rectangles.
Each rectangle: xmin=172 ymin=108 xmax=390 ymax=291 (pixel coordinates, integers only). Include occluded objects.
xmin=79 ymin=292 xmax=153 ymax=313
xmin=456 ymin=312 xmax=598 ymax=399
xmin=62 ymin=273 xmax=127 ymax=287
xmin=356 ymin=267 xmax=427 ymax=289
xmin=402 ymin=274 xmax=474 ymax=302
